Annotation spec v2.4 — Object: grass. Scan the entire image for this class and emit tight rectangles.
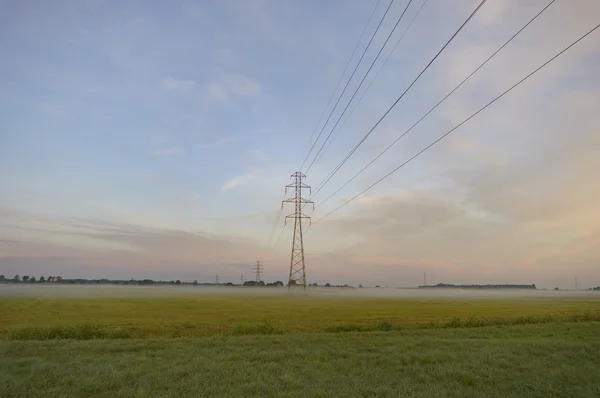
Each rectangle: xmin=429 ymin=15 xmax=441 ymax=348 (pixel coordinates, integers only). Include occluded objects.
xmin=1 ymin=295 xmax=599 ymax=339
xmin=1 ymin=322 xmax=599 ymax=397
xmin=1 ymin=294 xmax=599 ymax=396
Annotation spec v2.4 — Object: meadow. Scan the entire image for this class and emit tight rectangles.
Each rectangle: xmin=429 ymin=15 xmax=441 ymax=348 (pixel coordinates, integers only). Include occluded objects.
xmin=1 ymin=286 xmax=599 ymax=396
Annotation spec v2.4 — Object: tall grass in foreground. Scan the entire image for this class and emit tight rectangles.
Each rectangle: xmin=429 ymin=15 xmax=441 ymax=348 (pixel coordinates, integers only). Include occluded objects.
xmin=4 ymin=311 xmax=600 ymax=340
xmin=3 ymin=323 xmax=600 ymax=397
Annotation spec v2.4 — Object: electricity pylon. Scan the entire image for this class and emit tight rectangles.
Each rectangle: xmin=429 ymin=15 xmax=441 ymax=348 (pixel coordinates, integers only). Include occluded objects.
xmin=282 ymin=172 xmax=313 ymax=289
xmin=253 ymin=260 xmax=263 ymax=282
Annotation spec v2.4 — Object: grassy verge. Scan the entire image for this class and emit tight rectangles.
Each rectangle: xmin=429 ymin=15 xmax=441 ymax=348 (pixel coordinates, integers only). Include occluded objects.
xmin=1 ymin=323 xmax=599 ymax=397
xmin=2 ymin=296 xmax=599 ymax=339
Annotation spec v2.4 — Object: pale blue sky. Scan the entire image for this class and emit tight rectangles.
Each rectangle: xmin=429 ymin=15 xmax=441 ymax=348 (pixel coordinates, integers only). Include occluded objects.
xmin=1 ymin=0 xmax=599 ymax=287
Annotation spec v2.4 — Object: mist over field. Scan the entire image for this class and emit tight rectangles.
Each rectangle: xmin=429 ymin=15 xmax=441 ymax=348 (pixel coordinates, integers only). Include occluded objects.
xmin=1 ymin=283 xmax=597 ymax=299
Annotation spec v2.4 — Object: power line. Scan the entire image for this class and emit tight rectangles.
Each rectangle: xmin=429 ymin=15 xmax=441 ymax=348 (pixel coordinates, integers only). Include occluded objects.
xmin=300 ymin=0 xmax=397 ymax=171
xmin=308 ymin=0 xmax=488 ymax=200
xmin=272 ymin=223 xmax=287 ymax=249
xmin=304 ymin=0 xmax=416 ymax=174
xmin=312 ymin=22 xmax=600 ymax=225
xmin=322 ymin=0 xmax=431 ymax=156
xmin=298 ymin=0 xmax=383 ymax=167
xmin=264 ymin=207 xmax=283 ymax=249
xmin=314 ymin=0 xmax=557 ymax=210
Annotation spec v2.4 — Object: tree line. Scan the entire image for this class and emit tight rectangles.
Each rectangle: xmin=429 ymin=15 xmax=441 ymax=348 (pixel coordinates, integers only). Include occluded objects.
xmin=0 ymin=275 xmax=63 ymax=283
xmin=418 ymin=283 xmax=538 ymax=289
xmin=0 ymin=275 xmax=362 ymax=288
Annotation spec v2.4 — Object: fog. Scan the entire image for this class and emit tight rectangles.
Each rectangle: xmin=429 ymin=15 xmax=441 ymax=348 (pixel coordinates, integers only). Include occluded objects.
xmin=1 ymin=284 xmax=598 ymax=300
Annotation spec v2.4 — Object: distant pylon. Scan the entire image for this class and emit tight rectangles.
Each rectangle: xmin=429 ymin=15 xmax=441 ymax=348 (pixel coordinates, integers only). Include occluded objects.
xmin=282 ymin=172 xmax=314 ymax=289
xmin=241 ymin=273 xmax=244 ymax=284
xmin=254 ymin=260 xmax=264 ymax=282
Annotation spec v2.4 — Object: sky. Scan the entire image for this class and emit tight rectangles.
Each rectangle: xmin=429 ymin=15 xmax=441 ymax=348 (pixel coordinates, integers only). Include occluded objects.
xmin=1 ymin=0 xmax=599 ymax=288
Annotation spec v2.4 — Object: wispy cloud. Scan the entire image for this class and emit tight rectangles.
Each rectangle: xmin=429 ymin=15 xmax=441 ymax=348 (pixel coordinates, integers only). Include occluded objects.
xmin=0 ymin=208 xmax=268 ymax=280
xmin=221 ymin=169 xmax=262 ymax=192
xmin=207 ymin=73 xmax=261 ymax=104
xmin=150 ymin=147 xmax=184 ymax=157
xmin=160 ymin=77 xmax=195 ymax=91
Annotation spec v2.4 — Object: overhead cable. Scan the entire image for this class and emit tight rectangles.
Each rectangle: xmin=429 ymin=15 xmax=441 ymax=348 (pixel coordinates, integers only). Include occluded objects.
xmin=311 ymin=22 xmax=600 ymax=225
xmin=304 ymin=0 xmax=416 ymax=174
xmin=298 ymin=0 xmax=384 ymax=168
xmin=314 ymin=0 xmax=557 ymax=210
xmin=300 ymin=0 xmax=397 ymax=171
xmin=322 ymin=0 xmax=430 ymax=157
xmin=308 ymin=0 xmax=488 ymax=199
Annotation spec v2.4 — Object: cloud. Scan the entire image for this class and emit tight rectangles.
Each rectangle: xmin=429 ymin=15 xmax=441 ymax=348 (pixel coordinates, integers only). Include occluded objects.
xmin=150 ymin=147 xmax=184 ymax=157
xmin=160 ymin=77 xmax=196 ymax=91
xmin=221 ymin=169 xmax=263 ymax=192
xmin=207 ymin=83 xmax=229 ymax=103
xmin=307 ymin=98 xmax=600 ymax=287
xmin=476 ymin=0 xmax=515 ymax=26
xmin=207 ymin=73 xmax=261 ymax=104
xmin=0 ymin=208 xmax=268 ymax=280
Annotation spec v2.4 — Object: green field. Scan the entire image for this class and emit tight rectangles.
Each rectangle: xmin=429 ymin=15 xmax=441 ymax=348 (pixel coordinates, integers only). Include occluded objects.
xmin=1 ymin=293 xmax=600 ymax=396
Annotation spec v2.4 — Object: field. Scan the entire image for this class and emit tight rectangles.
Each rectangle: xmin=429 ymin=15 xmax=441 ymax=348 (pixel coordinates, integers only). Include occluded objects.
xmin=1 ymin=286 xmax=600 ymax=396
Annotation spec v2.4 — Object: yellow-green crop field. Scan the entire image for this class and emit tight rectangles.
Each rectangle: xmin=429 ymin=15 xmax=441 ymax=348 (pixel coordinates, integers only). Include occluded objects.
xmin=1 ymin=294 xmax=599 ymax=339
xmin=2 ymin=291 xmax=600 ymax=397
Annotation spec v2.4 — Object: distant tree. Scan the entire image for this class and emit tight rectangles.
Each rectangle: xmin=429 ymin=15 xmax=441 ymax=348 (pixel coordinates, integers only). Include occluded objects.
xmin=225 ymin=282 xmax=234 ymax=286
xmin=22 ymin=275 xmax=30 ymax=282
xmin=258 ymin=281 xmax=265 ymax=286
xmin=56 ymin=276 xmax=63 ymax=282
xmin=554 ymin=287 xmax=559 ymax=291
xmin=175 ymin=280 xmax=181 ymax=285
xmin=375 ymin=285 xmax=380 ymax=288
xmin=14 ymin=275 xmax=20 ymax=282
xmin=273 ymin=281 xmax=284 ymax=287
xmin=0 ymin=275 xmax=5 ymax=282
xmin=39 ymin=276 xmax=46 ymax=283
xmin=325 ymin=283 xmax=331 ymax=287
xmin=192 ymin=280 xmax=198 ymax=286
xmin=359 ymin=284 xmax=363 ymax=288
xmin=29 ymin=276 xmax=37 ymax=283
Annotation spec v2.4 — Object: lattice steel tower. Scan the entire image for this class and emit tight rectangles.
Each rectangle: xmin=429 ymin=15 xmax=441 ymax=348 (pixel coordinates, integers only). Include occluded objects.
xmin=253 ymin=260 xmax=263 ymax=283
xmin=282 ymin=172 xmax=313 ymax=289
